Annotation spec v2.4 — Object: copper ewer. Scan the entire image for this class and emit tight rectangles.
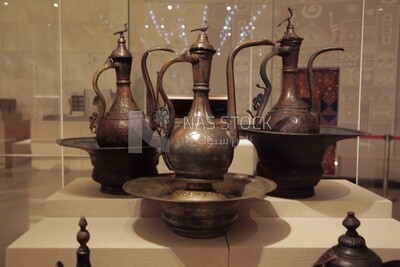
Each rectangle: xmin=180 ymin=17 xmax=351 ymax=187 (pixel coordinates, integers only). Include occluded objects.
xmin=124 ymin=24 xmax=276 ymax=238
xmin=57 ymin=25 xmax=173 ymax=194
xmin=240 ymin=8 xmax=367 ymax=199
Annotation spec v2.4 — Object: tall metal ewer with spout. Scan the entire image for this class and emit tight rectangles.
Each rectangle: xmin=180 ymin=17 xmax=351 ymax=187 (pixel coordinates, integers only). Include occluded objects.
xmin=90 ymin=24 xmax=172 ymax=147
xmin=155 ymin=24 xmax=234 ymax=180
xmin=124 ymin=23 xmax=277 ymax=238
xmin=56 ymin=24 xmax=175 ymax=194
xmin=90 ymin=24 xmax=138 ymax=147
xmin=251 ymin=8 xmax=344 ymax=134
xmin=240 ymin=8 xmax=365 ymax=199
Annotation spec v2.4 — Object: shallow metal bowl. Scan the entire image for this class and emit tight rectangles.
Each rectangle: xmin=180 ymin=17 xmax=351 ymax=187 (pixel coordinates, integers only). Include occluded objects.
xmin=123 ymin=173 xmax=276 ymax=238
xmin=57 ymin=137 xmax=159 ymax=195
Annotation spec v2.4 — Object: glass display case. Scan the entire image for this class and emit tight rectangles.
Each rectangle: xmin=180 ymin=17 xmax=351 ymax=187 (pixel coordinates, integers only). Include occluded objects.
xmin=0 ymin=0 xmax=400 ymax=266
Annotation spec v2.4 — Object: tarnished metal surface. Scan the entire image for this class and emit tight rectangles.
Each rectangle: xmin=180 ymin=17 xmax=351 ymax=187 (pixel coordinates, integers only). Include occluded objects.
xmin=91 ymin=24 xmax=141 ymax=147
xmin=238 ymin=8 xmax=361 ymax=199
xmin=91 ymin=25 xmax=172 ymax=148
xmin=154 ymin=23 xmax=274 ymax=180
xmin=133 ymin=23 xmax=277 ymax=238
xmin=240 ymin=125 xmax=366 ymax=199
xmin=155 ymin=23 xmax=234 ymax=180
xmin=313 ymin=212 xmax=383 ymax=267
xmin=123 ymin=173 xmax=276 ymax=238
xmin=57 ymin=137 xmax=159 ymax=195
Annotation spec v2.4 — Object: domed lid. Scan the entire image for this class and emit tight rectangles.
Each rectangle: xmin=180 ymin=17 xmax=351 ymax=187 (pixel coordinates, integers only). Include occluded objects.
xmin=189 ymin=21 xmax=216 ymax=54
xmin=109 ymin=23 xmax=132 ymax=59
xmin=313 ymin=212 xmax=383 ymax=267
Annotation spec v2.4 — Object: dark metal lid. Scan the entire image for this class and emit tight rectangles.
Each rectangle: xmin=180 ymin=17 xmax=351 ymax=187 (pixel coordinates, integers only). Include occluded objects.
xmin=313 ymin=211 xmax=383 ymax=267
xmin=189 ymin=22 xmax=216 ymax=53
xmin=109 ymin=23 xmax=132 ymax=59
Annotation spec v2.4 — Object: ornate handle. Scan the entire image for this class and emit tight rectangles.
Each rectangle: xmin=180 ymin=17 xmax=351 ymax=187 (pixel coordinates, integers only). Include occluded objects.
xmin=92 ymin=58 xmax=119 ymax=119
xmin=226 ymin=38 xmax=275 ymax=147
xmin=89 ymin=58 xmax=118 ymax=133
xmin=249 ymin=45 xmax=290 ymax=127
xmin=141 ymin=47 xmax=174 ymax=131
xmin=307 ymin=47 xmax=344 ymax=123
xmin=155 ymin=51 xmax=199 ymax=139
xmin=155 ymin=51 xmax=198 ymax=170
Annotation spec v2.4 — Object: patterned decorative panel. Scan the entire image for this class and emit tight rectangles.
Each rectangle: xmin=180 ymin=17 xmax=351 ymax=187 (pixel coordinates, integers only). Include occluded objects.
xmin=297 ymin=68 xmax=339 ymax=175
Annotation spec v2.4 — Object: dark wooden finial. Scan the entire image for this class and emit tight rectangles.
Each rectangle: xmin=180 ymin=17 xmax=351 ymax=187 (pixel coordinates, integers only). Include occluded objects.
xmin=55 ymin=217 xmax=92 ymax=267
xmin=76 ymin=217 xmax=92 ymax=267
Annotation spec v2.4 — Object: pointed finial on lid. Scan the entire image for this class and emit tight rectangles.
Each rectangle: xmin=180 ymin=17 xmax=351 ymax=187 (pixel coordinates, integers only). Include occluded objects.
xmin=189 ymin=20 xmax=215 ymax=53
xmin=277 ymin=7 xmax=293 ymax=28
xmin=278 ymin=7 xmax=301 ymax=41
xmin=114 ymin=23 xmax=128 ymax=38
xmin=338 ymin=211 xmax=366 ymax=247
xmin=110 ymin=23 xmax=132 ymax=59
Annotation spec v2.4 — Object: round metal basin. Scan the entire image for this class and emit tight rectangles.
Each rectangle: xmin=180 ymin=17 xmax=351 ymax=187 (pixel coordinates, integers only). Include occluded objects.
xmin=123 ymin=173 xmax=276 ymax=238
xmin=239 ymin=125 xmax=367 ymax=199
xmin=57 ymin=137 xmax=159 ymax=195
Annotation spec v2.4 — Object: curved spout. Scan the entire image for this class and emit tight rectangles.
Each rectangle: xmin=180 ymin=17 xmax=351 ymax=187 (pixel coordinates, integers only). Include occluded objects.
xmin=141 ymin=47 xmax=174 ymax=130
xmin=226 ymin=39 xmax=275 ymax=146
xmin=307 ymin=47 xmax=344 ymax=123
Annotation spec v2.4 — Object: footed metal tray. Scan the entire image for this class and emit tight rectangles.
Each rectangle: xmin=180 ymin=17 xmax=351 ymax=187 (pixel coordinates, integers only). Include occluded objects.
xmin=123 ymin=173 xmax=276 ymax=202
xmin=123 ymin=173 xmax=275 ymax=239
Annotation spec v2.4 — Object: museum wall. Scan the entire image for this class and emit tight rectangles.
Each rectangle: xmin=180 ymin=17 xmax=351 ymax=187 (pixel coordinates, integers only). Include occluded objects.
xmin=0 ymin=0 xmax=399 ymax=179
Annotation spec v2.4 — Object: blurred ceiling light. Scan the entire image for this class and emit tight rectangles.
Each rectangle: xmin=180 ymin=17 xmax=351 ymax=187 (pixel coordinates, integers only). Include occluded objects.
xmin=226 ymin=5 xmax=231 ymax=11
xmin=167 ymin=4 xmax=172 ymax=10
xmin=3 ymin=2 xmax=9 ymax=6
xmin=53 ymin=2 xmax=59 ymax=8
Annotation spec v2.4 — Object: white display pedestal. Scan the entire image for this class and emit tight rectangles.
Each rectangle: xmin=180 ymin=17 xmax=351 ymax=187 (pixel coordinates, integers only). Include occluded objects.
xmin=6 ymin=178 xmax=400 ymax=267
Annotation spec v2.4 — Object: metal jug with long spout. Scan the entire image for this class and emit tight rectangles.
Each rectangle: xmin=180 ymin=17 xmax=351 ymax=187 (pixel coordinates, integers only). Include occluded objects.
xmin=250 ymin=8 xmax=344 ymax=134
xmin=239 ymin=8 xmax=358 ymax=199
xmin=90 ymin=24 xmax=172 ymax=147
xmin=153 ymin=24 xmax=275 ymax=180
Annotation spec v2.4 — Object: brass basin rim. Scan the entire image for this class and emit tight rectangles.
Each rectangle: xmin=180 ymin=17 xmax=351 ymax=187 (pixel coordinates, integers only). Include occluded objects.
xmin=123 ymin=173 xmax=276 ymax=203
xmin=56 ymin=137 xmax=157 ymax=151
xmin=239 ymin=125 xmax=368 ymax=137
